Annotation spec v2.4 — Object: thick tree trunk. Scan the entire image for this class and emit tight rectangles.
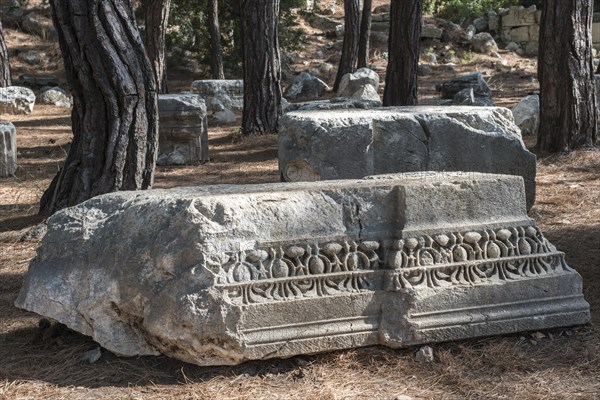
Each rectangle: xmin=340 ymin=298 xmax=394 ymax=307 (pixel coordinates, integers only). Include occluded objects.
xmin=208 ymin=0 xmax=225 ymax=79
xmin=241 ymin=0 xmax=282 ymax=135
xmin=383 ymin=0 xmax=421 ymax=106
xmin=357 ymin=0 xmax=372 ymax=69
xmin=538 ymin=0 xmax=597 ymax=152
xmin=333 ymin=0 xmax=360 ymax=92
xmin=40 ymin=0 xmax=159 ymax=216
xmin=144 ymin=0 xmax=171 ymax=93
xmin=0 ymin=19 xmax=11 ymax=87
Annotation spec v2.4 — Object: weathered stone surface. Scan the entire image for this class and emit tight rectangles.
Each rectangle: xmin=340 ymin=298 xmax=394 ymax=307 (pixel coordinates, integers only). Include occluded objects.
xmin=190 ymin=79 xmax=243 ymax=113
xmin=437 ymin=73 xmax=492 ymax=100
xmin=350 ymin=84 xmax=381 ymax=103
xmin=511 ymin=95 xmax=539 ymax=136
xmin=595 ymin=75 xmax=600 ymax=114
xmin=279 ymin=107 xmax=536 ymax=210
xmin=157 ymin=94 xmax=208 ymax=166
xmin=39 ymin=87 xmax=72 ymax=108
xmin=473 ymin=17 xmax=488 ymax=33
xmin=0 ymin=86 xmax=36 ymax=115
xmin=0 ymin=122 xmax=17 ymax=177
xmin=471 ymin=32 xmax=498 ymax=54
xmin=284 ymin=72 xmax=329 ymax=99
xmin=502 ymin=6 xmax=537 ymax=28
xmin=337 ymin=68 xmax=380 ymax=98
xmin=15 ymin=173 xmax=590 ymax=366
xmin=285 ymin=98 xmax=382 ymax=112
xmin=17 ymin=73 xmax=59 ymax=89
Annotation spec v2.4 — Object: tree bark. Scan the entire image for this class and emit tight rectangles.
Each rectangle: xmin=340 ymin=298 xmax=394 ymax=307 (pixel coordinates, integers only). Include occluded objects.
xmin=144 ymin=0 xmax=171 ymax=93
xmin=357 ymin=0 xmax=372 ymax=69
xmin=383 ymin=0 xmax=421 ymax=106
xmin=241 ymin=0 xmax=282 ymax=135
xmin=40 ymin=0 xmax=159 ymax=216
xmin=208 ymin=0 xmax=225 ymax=79
xmin=333 ymin=0 xmax=360 ymax=92
xmin=0 ymin=18 xmax=11 ymax=87
xmin=538 ymin=0 xmax=597 ymax=152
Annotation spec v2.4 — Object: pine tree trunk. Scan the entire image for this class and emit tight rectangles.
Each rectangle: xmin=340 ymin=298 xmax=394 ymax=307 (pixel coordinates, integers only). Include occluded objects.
xmin=40 ymin=0 xmax=159 ymax=216
xmin=0 ymin=19 xmax=11 ymax=87
xmin=333 ymin=0 xmax=360 ymax=92
xmin=241 ymin=0 xmax=282 ymax=135
xmin=208 ymin=0 xmax=225 ymax=79
xmin=357 ymin=0 xmax=372 ymax=69
xmin=538 ymin=0 xmax=597 ymax=152
xmin=144 ymin=0 xmax=170 ymax=93
xmin=383 ymin=0 xmax=421 ymax=106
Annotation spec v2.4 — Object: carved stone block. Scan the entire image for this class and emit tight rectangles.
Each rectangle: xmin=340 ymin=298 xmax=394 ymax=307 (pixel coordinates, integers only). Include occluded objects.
xmin=279 ymin=107 xmax=537 ymax=210
xmin=157 ymin=94 xmax=208 ymax=165
xmin=15 ymin=173 xmax=589 ymax=366
xmin=0 ymin=121 xmax=17 ymax=177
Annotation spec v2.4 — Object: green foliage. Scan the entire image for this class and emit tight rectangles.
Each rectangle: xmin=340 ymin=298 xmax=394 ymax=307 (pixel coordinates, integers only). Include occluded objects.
xmin=162 ymin=0 xmax=305 ymax=77
xmin=423 ymin=0 xmax=520 ymax=22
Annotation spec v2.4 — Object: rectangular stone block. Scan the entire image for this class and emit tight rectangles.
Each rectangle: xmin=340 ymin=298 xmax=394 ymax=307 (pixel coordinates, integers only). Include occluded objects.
xmin=15 ymin=173 xmax=590 ymax=366
xmin=190 ymin=79 xmax=244 ymax=113
xmin=0 ymin=121 xmax=17 ymax=177
xmin=157 ymin=94 xmax=208 ymax=165
xmin=508 ymin=26 xmax=531 ymax=43
xmin=502 ymin=6 xmax=537 ymax=28
xmin=593 ymin=23 xmax=600 ymax=44
xmin=278 ymin=107 xmax=537 ymax=210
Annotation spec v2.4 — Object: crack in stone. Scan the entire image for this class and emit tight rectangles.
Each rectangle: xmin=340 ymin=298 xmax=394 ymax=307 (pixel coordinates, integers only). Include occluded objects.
xmin=414 ymin=116 xmax=432 ymax=166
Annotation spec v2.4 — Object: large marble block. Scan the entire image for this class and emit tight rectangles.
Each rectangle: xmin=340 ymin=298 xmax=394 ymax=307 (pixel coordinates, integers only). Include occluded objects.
xmin=279 ymin=107 xmax=537 ymax=210
xmin=157 ymin=94 xmax=208 ymax=165
xmin=16 ymin=173 xmax=589 ymax=366
xmin=0 ymin=121 xmax=17 ymax=177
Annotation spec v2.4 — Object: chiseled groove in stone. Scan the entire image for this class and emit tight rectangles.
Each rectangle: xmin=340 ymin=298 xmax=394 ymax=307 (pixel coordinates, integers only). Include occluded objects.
xmin=241 ymin=315 xmax=380 ymax=346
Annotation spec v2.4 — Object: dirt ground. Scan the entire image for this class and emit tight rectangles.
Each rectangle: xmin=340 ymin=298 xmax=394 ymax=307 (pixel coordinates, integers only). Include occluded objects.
xmin=1 ymin=4 xmax=600 ymax=400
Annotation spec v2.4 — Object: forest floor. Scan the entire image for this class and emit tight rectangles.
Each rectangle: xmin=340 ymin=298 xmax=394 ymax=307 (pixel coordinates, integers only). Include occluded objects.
xmin=1 ymin=4 xmax=600 ymax=400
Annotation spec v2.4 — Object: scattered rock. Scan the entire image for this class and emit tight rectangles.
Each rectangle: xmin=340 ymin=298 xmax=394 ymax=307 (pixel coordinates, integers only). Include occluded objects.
xmin=437 ymin=72 xmax=492 ymax=100
xmin=350 ymin=83 xmax=380 ymax=103
xmin=337 ymin=67 xmax=379 ymax=97
xmin=18 ymin=50 xmax=47 ymax=65
xmin=17 ymin=74 xmax=59 ymax=89
xmin=284 ymin=72 xmax=329 ymax=99
xmin=524 ymin=41 xmax=539 ymax=56
xmin=506 ymin=41 xmax=522 ymax=53
xmin=0 ymin=122 xmax=17 ymax=178
xmin=451 ymin=88 xmax=494 ymax=106
xmin=214 ymin=109 xmax=236 ymax=124
xmin=418 ymin=65 xmax=432 ymax=76
xmin=471 ymin=32 xmax=498 ymax=54
xmin=462 ymin=24 xmax=476 ymax=42
xmin=0 ymin=86 xmax=36 ymax=115
xmin=415 ymin=346 xmax=434 ymax=363
xmin=531 ymin=331 xmax=546 ymax=340
xmin=39 ymin=87 xmax=72 ymax=107
xmin=511 ymin=94 xmax=539 ymax=135
xmin=22 ymin=14 xmax=57 ymax=40
xmin=473 ymin=17 xmax=488 ymax=32
xmin=82 ymin=347 xmax=102 ymax=364
xmin=421 ymin=52 xmax=437 ymax=64
xmin=335 ymin=24 xmax=345 ymax=38
xmin=421 ymin=24 xmax=443 ymax=40
xmin=495 ymin=59 xmax=512 ymax=73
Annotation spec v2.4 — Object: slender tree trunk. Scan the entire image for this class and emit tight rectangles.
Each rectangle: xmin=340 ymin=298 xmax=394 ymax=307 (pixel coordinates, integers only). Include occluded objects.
xmin=0 ymin=19 xmax=11 ymax=87
xmin=241 ymin=0 xmax=282 ymax=135
xmin=144 ymin=0 xmax=171 ymax=93
xmin=538 ymin=0 xmax=597 ymax=152
xmin=333 ymin=0 xmax=360 ymax=92
xmin=208 ymin=0 xmax=225 ymax=79
xmin=357 ymin=0 xmax=372 ymax=69
xmin=40 ymin=0 xmax=159 ymax=216
xmin=383 ymin=0 xmax=421 ymax=106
